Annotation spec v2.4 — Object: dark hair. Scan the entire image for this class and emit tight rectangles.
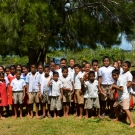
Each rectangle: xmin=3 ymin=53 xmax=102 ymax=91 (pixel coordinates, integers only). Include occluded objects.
xmin=50 ymin=61 xmax=55 ymax=65
xmin=5 ymin=66 xmax=10 ymax=71
xmin=38 ymin=64 xmax=44 ymax=68
xmin=85 ymin=63 xmax=91 ymax=66
xmin=112 ymin=69 xmax=120 ymax=75
xmin=0 ymin=66 xmax=5 ymax=72
xmin=70 ymin=58 xmax=75 ymax=62
xmin=102 ymin=56 xmax=110 ymax=62
xmin=82 ymin=60 xmax=87 ymax=64
xmin=53 ymin=71 xmax=59 ymax=76
xmin=22 ymin=65 xmax=29 ymax=69
xmin=10 ymin=65 xmax=16 ymax=69
xmin=124 ymin=61 xmax=131 ymax=68
xmin=0 ymin=72 xmax=4 ymax=77
xmin=131 ymin=71 xmax=135 ymax=76
xmin=62 ymin=66 xmax=68 ymax=72
xmin=16 ymin=70 xmax=21 ymax=74
xmin=92 ymin=59 xmax=98 ymax=65
xmin=88 ymin=71 xmax=95 ymax=77
xmin=30 ymin=64 xmax=37 ymax=68
xmin=44 ymin=66 xmax=50 ymax=70
xmin=60 ymin=58 xmax=67 ymax=62
xmin=74 ymin=64 xmax=81 ymax=69
xmin=16 ymin=64 xmax=21 ymax=68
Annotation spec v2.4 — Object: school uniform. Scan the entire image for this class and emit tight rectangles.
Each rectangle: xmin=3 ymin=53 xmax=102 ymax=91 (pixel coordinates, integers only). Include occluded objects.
xmin=26 ymin=72 xmax=40 ymax=104
xmin=84 ymin=80 xmax=100 ymax=109
xmin=98 ymin=66 xmax=115 ymax=101
xmin=68 ymin=67 xmax=75 ymax=80
xmin=11 ymin=78 xmax=26 ymax=104
xmin=40 ymin=76 xmax=51 ymax=104
xmin=59 ymin=75 xmax=73 ymax=103
xmin=74 ymin=72 xmax=84 ymax=104
xmin=50 ymin=80 xmax=63 ymax=111
xmin=113 ymin=77 xmax=130 ymax=110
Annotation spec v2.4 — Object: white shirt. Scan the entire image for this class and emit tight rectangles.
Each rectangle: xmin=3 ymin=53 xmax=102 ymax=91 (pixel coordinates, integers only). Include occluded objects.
xmin=98 ymin=66 xmax=114 ymax=85
xmin=120 ymin=67 xmax=123 ymax=75
xmin=84 ymin=80 xmax=98 ymax=98
xmin=26 ymin=72 xmax=40 ymax=92
xmin=116 ymin=77 xmax=129 ymax=100
xmin=38 ymin=72 xmax=44 ymax=78
xmin=57 ymin=68 xmax=62 ymax=78
xmin=74 ymin=72 xmax=83 ymax=89
xmin=11 ymin=78 xmax=26 ymax=91
xmin=50 ymin=80 xmax=63 ymax=96
xmin=40 ymin=76 xmax=51 ymax=95
xmin=68 ymin=67 xmax=75 ymax=80
xmin=4 ymin=76 xmax=9 ymax=87
xmin=59 ymin=75 xmax=73 ymax=91
xmin=120 ymin=71 xmax=133 ymax=93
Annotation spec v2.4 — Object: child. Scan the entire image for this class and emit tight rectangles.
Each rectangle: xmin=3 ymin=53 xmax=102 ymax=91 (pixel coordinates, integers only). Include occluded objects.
xmin=68 ymin=58 xmax=75 ymax=79
xmin=74 ymin=64 xmax=84 ymax=119
xmin=98 ymin=56 xmax=115 ymax=117
xmin=8 ymin=65 xmax=16 ymax=116
xmin=112 ymin=69 xmax=135 ymax=128
xmin=0 ymin=73 xmax=8 ymax=119
xmin=38 ymin=64 xmax=44 ymax=77
xmin=84 ymin=71 xmax=100 ymax=119
xmin=60 ymin=67 xmax=74 ymax=117
xmin=16 ymin=64 xmax=22 ymax=71
xmin=26 ymin=64 xmax=41 ymax=118
xmin=48 ymin=72 xmax=63 ymax=118
xmin=11 ymin=70 xmax=26 ymax=118
xmin=92 ymin=59 xmax=99 ymax=80
xmin=40 ymin=66 xmax=52 ymax=119
xmin=5 ymin=66 xmax=10 ymax=77
xmin=49 ymin=61 xmax=56 ymax=76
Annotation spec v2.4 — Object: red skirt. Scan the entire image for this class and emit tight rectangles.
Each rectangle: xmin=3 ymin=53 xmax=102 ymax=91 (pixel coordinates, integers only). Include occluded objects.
xmin=8 ymin=86 xmax=13 ymax=105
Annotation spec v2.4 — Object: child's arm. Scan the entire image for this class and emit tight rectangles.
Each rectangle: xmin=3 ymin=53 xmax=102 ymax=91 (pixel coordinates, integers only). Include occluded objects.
xmin=71 ymin=82 xmax=74 ymax=95
xmin=127 ymin=81 xmax=132 ymax=88
xmin=48 ymin=77 xmax=52 ymax=86
xmin=112 ymin=84 xmax=123 ymax=91
xmin=22 ymin=86 xmax=26 ymax=101
xmin=98 ymin=76 xmax=103 ymax=93
xmin=60 ymin=88 xmax=63 ymax=100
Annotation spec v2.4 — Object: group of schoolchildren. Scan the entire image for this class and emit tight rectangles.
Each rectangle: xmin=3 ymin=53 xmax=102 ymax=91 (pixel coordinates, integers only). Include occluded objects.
xmin=0 ymin=56 xmax=135 ymax=127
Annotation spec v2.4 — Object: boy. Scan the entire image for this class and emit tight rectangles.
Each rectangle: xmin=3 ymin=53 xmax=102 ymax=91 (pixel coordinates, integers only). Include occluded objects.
xmin=40 ymin=66 xmax=52 ymax=119
xmin=26 ymin=64 xmax=41 ymax=118
xmin=68 ymin=58 xmax=75 ymax=80
xmin=74 ymin=64 xmax=84 ymax=119
xmin=48 ymin=72 xmax=63 ymax=118
xmin=11 ymin=70 xmax=26 ymax=118
xmin=92 ymin=59 xmax=99 ymax=80
xmin=84 ymin=71 xmax=100 ymax=119
xmin=112 ymin=69 xmax=135 ymax=128
xmin=49 ymin=61 xmax=56 ymax=76
xmin=98 ymin=56 xmax=115 ymax=117
xmin=60 ymin=67 xmax=74 ymax=117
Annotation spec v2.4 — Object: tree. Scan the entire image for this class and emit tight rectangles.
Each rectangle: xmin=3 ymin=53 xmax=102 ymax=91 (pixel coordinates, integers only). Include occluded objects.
xmin=0 ymin=0 xmax=135 ymax=64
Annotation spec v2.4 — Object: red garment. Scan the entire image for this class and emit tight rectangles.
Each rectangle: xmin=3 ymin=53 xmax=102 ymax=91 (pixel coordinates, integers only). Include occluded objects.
xmin=0 ymin=81 xmax=8 ymax=106
xmin=7 ymin=74 xmax=16 ymax=105
xmin=130 ymin=95 xmax=134 ymax=108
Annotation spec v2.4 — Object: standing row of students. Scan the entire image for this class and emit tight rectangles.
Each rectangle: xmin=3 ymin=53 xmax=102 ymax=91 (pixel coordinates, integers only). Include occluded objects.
xmin=0 ymin=57 xmax=135 ymax=127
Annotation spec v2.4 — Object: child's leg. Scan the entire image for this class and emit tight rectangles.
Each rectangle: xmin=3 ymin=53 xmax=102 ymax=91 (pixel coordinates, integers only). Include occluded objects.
xmin=14 ymin=104 xmax=18 ymax=119
xmin=78 ymin=104 xmax=83 ymax=119
xmin=5 ymin=105 xmax=9 ymax=116
xmin=57 ymin=110 xmax=60 ymax=118
xmin=36 ymin=103 xmax=39 ymax=118
xmin=29 ymin=104 xmax=33 ymax=118
xmin=97 ymin=108 xmax=101 ymax=117
xmin=124 ymin=109 xmax=135 ymax=127
xmin=74 ymin=103 xmax=78 ymax=116
xmin=66 ymin=103 xmax=70 ymax=117
xmin=0 ymin=106 xmax=3 ymax=119
xmin=114 ymin=107 xmax=119 ymax=121
xmin=42 ymin=103 xmax=46 ymax=117
xmin=12 ymin=105 xmax=14 ymax=116
xmin=101 ymin=101 xmax=106 ymax=115
xmin=54 ymin=110 xmax=57 ymax=118
xmin=63 ymin=103 xmax=66 ymax=117
xmin=19 ymin=104 xmax=23 ymax=118
xmin=85 ymin=109 xmax=89 ymax=119
xmin=47 ymin=104 xmax=51 ymax=116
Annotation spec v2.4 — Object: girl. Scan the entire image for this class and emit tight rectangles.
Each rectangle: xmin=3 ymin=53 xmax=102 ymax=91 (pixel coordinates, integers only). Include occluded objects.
xmin=16 ymin=64 xmax=22 ymax=71
xmin=5 ymin=67 xmax=10 ymax=77
xmin=0 ymin=73 xmax=8 ymax=119
xmin=8 ymin=65 xmax=16 ymax=116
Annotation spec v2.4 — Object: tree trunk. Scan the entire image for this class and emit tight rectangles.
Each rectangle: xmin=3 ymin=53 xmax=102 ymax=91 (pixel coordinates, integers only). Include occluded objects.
xmin=38 ymin=47 xmax=47 ymax=65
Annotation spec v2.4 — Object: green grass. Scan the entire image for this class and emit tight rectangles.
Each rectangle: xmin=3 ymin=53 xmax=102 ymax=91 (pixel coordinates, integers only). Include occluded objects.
xmin=1 ymin=112 xmax=135 ymax=135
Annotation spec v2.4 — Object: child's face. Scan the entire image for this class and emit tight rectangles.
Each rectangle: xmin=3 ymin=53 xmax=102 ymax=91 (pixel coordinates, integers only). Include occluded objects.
xmin=60 ymin=60 xmax=67 ymax=68
xmin=85 ymin=64 xmax=91 ymax=73
xmin=89 ymin=74 xmax=95 ymax=82
xmin=69 ymin=60 xmax=75 ymax=67
xmin=0 ymin=67 xmax=4 ymax=73
xmin=92 ymin=62 xmax=98 ymax=70
xmin=53 ymin=74 xmax=58 ymax=81
xmin=122 ymin=63 xmax=129 ymax=72
xmin=10 ymin=67 xmax=16 ymax=74
xmin=50 ymin=63 xmax=56 ymax=71
xmin=44 ymin=68 xmax=50 ymax=76
xmin=6 ymin=69 xmax=10 ymax=75
xmin=55 ymin=65 xmax=60 ymax=70
xmin=62 ymin=69 xmax=68 ymax=78
xmin=0 ymin=76 xmax=4 ymax=82
xmin=112 ymin=73 xmax=119 ymax=80
xmin=31 ymin=65 xmax=36 ymax=73
xmin=38 ymin=66 xmax=44 ymax=74
xmin=74 ymin=67 xmax=80 ymax=74
xmin=113 ymin=62 xmax=118 ymax=69
xmin=16 ymin=66 xmax=21 ymax=71
xmin=117 ymin=60 xmax=122 ymax=67
xmin=16 ymin=72 xmax=21 ymax=80
xmin=103 ymin=58 xmax=110 ymax=67
xmin=81 ymin=67 xmax=85 ymax=72
xmin=22 ymin=67 xmax=28 ymax=74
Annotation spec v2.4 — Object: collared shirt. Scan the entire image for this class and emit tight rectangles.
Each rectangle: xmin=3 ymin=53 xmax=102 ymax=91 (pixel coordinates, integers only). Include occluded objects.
xmin=40 ymin=76 xmax=51 ymax=95
xmin=98 ymin=66 xmax=114 ymax=85
xmin=84 ymin=80 xmax=98 ymax=98
xmin=59 ymin=75 xmax=73 ymax=91
xmin=50 ymin=80 xmax=62 ymax=96
xmin=20 ymin=73 xmax=27 ymax=82
xmin=116 ymin=77 xmax=129 ymax=101
xmin=74 ymin=72 xmax=83 ymax=89
xmin=26 ymin=72 xmax=40 ymax=92
xmin=11 ymin=78 xmax=26 ymax=91
xmin=120 ymin=71 xmax=133 ymax=93
xmin=68 ymin=67 xmax=75 ymax=80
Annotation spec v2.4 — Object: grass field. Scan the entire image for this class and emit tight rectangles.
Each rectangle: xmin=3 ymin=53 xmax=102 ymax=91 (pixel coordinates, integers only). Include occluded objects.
xmin=1 ymin=111 xmax=135 ymax=135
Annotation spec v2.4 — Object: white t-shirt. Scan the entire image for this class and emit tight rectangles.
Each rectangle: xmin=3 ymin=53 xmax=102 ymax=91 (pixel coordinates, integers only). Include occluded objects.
xmin=50 ymin=80 xmax=63 ymax=96
xmin=116 ymin=77 xmax=129 ymax=100
xmin=11 ymin=78 xmax=26 ymax=91
xmin=120 ymin=67 xmax=123 ymax=75
xmin=59 ymin=75 xmax=73 ymax=91
xmin=120 ymin=71 xmax=133 ymax=93
xmin=74 ymin=72 xmax=83 ymax=89
xmin=84 ymin=80 xmax=98 ymax=98
xmin=40 ymin=76 xmax=51 ymax=95
xmin=98 ymin=66 xmax=114 ymax=85
xmin=57 ymin=68 xmax=62 ymax=78
xmin=68 ymin=67 xmax=75 ymax=80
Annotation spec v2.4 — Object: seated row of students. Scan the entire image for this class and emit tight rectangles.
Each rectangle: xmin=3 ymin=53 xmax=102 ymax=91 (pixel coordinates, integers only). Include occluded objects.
xmin=0 ymin=57 xmax=135 ymax=127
